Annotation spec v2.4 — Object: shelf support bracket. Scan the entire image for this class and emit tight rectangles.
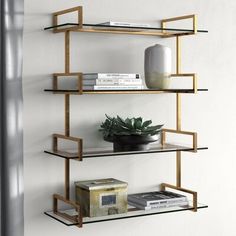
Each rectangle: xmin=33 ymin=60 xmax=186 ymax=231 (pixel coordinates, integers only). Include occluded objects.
xmin=161 ymin=183 xmax=198 ymax=212
xmin=53 ymin=133 xmax=83 ymax=199
xmin=161 ymin=14 xmax=197 ymax=37
xmin=53 ymin=73 xmax=83 ymax=94
xmin=161 ymin=129 xmax=198 ymax=153
xmin=52 ymin=6 xmax=83 ymax=32
xmin=53 ymin=194 xmax=83 ymax=227
xmin=171 ymin=73 xmax=198 ymax=94
xmin=53 ymin=134 xmax=83 ymax=161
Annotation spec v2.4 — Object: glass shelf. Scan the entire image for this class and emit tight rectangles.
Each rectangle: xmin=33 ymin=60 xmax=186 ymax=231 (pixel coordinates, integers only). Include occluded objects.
xmin=44 ymin=88 xmax=208 ymax=95
xmin=44 ymin=143 xmax=208 ymax=160
xmin=44 ymin=23 xmax=208 ymax=37
xmin=44 ymin=202 xmax=208 ymax=226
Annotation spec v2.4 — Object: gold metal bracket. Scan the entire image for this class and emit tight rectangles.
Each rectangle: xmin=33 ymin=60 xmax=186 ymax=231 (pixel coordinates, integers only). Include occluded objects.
xmin=161 ymin=129 xmax=198 ymax=153
xmin=171 ymin=73 xmax=198 ymax=94
xmin=53 ymin=194 xmax=83 ymax=227
xmin=161 ymin=183 xmax=198 ymax=212
xmin=53 ymin=72 xmax=83 ymax=94
xmin=53 ymin=133 xmax=83 ymax=161
xmin=161 ymin=14 xmax=197 ymax=38
xmin=53 ymin=6 xmax=83 ymax=33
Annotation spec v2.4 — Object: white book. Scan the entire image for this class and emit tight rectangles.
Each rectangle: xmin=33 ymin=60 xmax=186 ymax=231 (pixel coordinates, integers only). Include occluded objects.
xmin=83 ymin=78 xmax=143 ymax=86
xmin=99 ymin=21 xmax=150 ymax=28
xmin=83 ymin=73 xmax=141 ymax=79
xmin=83 ymin=85 xmax=144 ymax=90
xmin=128 ymin=200 xmax=189 ymax=211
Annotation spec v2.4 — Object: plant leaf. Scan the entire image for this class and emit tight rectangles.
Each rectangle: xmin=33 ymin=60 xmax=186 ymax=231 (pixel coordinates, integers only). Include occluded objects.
xmin=142 ymin=120 xmax=152 ymax=128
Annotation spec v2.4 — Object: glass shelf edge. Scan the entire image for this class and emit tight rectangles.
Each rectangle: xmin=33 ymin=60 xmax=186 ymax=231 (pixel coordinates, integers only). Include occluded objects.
xmin=43 ymin=23 xmax=208 ymax=33
xmin=44 ymin=203 xmax=208 ymax=226
xmin=44 ymin=89 xmax=208 ymax=94
xmin=44 ymin=145 xmax=208 ymax=160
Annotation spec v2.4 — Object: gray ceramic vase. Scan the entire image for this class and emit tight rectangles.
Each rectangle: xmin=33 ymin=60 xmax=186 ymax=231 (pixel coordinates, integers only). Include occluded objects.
xmin=144 ymin=44 xmax=172 ymax=89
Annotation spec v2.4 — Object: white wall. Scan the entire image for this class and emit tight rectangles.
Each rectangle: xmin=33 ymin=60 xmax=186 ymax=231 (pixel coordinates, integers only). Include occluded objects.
xmin=23 ymin=0 xmax=236 ymax=235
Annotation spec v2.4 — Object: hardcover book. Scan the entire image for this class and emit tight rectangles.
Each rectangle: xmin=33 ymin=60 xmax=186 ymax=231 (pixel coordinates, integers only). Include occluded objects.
xmin=83 ymin=73 xmax=141 ymax=79
xmin=128 ymin=199 xmax=189 ymax=210
xmin=99 ymin=21 xmax=150 ymax=28
xmin=128 ymin=191 xmax=188 ymax=207
xmin=83 ymin=85 xmax=144 ymax=90
xmin=83 ymin=78 xmax=143 ymax=86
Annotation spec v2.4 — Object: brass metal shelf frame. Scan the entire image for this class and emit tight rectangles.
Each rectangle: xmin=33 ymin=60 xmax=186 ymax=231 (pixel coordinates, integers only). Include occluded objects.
xmin=44 ymin=5 xmax=208 ymax=227
xmin=45 ymin=7 xmax=208 ymax=38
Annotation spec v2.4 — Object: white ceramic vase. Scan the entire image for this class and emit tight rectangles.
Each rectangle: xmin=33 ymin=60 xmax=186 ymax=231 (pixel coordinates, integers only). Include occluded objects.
xmin=144 ymin=44 xmax=171 ymax=89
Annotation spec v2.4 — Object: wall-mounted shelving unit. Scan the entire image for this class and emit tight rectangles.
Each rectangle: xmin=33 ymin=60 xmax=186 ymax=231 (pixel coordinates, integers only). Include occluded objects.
xmin=43 ymin=6 xmax=208 ymax=228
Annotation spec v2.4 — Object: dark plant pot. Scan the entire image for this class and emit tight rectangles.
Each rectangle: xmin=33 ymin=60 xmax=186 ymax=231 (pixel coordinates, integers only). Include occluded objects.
xmin=111 ymin=134 xmax=159 ymax=152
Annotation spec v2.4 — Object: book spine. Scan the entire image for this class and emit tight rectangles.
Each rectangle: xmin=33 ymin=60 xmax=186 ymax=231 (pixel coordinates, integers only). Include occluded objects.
xmin=83 ymin=79 xmax=142 ymax=85
xmin=83 ymin=74 xmax=140 ymax=79
xmin=96 ymin=79 xmax=142 ymax=85
xmin=109 ymin=22 xmax=150 ymax=27
xmin=93 ymin=85 xmax=143 ymax=90
xmin=147 ymin=198 xmax=187 ymax=207
xmin=99 ymin=22 xmax=150 ymax=27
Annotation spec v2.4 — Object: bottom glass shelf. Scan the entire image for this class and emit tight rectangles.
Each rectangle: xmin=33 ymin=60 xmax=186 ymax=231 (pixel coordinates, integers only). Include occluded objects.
xmin=44 ymin=202 xmax=208 ymax=226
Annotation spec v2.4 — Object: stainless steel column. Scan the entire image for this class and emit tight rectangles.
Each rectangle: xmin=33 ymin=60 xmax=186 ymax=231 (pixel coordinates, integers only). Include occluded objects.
xmin=0 ymin=0 xmax=24 ymax=236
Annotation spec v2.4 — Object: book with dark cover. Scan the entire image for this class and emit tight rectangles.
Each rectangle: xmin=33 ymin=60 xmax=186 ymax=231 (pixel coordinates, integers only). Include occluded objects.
xmin=128 ymin=191 xmax=187 ymax=207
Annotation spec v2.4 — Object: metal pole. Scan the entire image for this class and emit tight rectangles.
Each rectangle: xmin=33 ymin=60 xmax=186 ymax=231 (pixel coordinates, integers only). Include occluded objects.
xmin=176 ymin=36 xmax=181 ymax=187
xmin=0 ymin=0 xmax=24 ymax=235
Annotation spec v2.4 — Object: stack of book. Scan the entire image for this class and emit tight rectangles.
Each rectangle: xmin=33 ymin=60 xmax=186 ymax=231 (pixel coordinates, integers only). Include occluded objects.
xmin=128 ymin=191 xmax=189 ymax=210
xmin=82 ymin=73 xmax=144 ymax=90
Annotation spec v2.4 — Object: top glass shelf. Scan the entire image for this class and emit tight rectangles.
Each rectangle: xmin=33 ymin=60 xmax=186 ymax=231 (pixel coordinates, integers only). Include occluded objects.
xmin=44 ymin=23 xmax=208 ymax=37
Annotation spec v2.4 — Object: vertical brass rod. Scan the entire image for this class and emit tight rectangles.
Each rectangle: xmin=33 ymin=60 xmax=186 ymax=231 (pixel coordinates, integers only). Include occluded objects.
xmin=65 ymin=31 xmax=70 ymax=73
xmin=176 ymin=36 xmax=181 ymax=187
xmin=193 ymin=15 xmax=197 ymax=34
xmin=65 ymin=94 xmax=70 ymax=199
xmin=65 ymin=94 xmax=70 ymax=136
xmin=176 ymin=36 xmax=181 ymax=74
xmin=176 ymin=151 xmax=181 ymax=187
xmin=65 ymin=159 xmax=70 ymax=200
xmin=161 ymin=21 xmax=166 ymax=34
xmin=176 ymin=94 xmax=181 ymax=131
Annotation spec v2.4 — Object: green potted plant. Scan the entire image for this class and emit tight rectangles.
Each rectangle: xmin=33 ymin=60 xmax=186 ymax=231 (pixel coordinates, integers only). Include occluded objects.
xmin=100 ymin=115 xmax=163 ymax=152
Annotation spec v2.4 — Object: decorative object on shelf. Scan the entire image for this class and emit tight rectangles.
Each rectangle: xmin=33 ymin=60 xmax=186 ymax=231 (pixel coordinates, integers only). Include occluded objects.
xmin=75 ymin=178 xmax=128 ymax=217
xmin=128 ymin=191 xmax=188 ymax=210
xmin=144 ymin=44 xmax=171 ymax=89
xmin=100 ymin=115 xmax=163 ymax=151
